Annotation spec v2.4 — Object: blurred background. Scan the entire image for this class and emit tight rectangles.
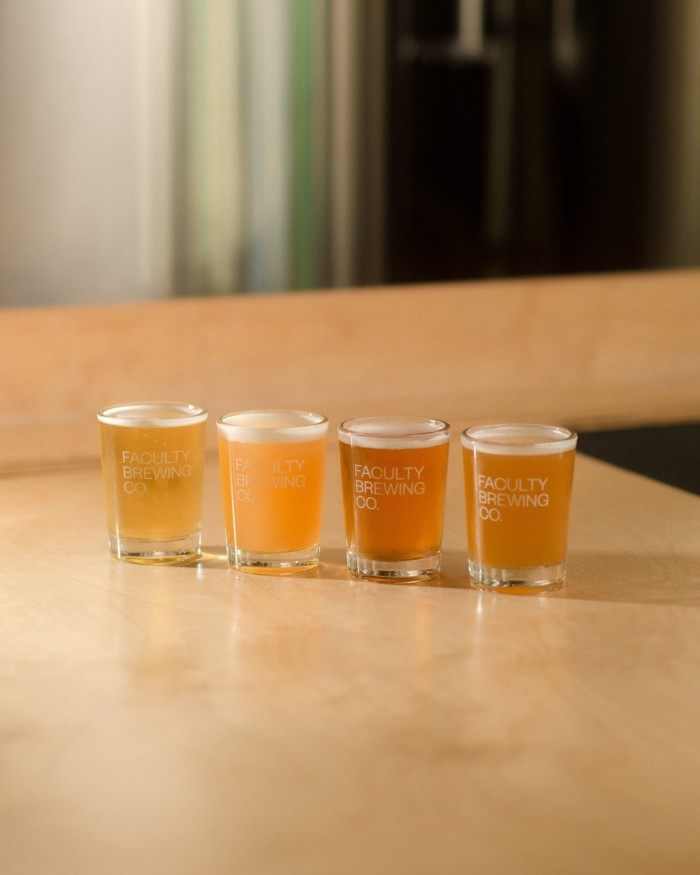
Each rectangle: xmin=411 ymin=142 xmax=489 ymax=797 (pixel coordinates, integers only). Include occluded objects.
xmin=1 ymin=0 xmax=699 ymax=307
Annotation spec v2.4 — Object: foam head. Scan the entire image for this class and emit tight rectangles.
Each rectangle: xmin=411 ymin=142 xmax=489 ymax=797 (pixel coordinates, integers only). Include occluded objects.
xmin=338 ymin=417 xmax=450 ymax=449
xmin=217 ymin=410 xmax=329 ymax=443
xmin=461 ymin=424 xmax=577 ymax=455
xmin=97 ymin=402 xmax=207 ymax=428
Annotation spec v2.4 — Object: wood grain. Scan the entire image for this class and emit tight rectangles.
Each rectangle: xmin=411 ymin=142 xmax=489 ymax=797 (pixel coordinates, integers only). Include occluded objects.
xmin=2 ymin=447 xmax=700 ymax=873
xmin=1 ymin=268 xmax=699 ymax=471
xmin=3 ymin=271 xmax=700 ymax=873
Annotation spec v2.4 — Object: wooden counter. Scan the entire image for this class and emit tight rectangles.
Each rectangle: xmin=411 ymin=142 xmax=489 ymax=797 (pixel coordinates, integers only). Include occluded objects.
xmin=2 ymin=271 xmax=700 ymax=873
xmin=2 ymin=267 xmax=700 ymax=472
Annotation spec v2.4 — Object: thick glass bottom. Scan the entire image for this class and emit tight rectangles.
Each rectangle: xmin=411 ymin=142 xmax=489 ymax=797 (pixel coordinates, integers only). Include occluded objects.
xmin=109 ymin=532 xmax=201 ymax=565
xmin=347 ymin=550 xmax=441 ymax=582
xmin=228 ymin=545 xmax=320 ymax=575
xmin=469 ymin=559 xmax=565 ymax=593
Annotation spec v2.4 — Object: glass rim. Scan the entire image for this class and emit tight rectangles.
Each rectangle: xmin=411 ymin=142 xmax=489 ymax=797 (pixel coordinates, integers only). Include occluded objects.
xmin=460 ymin=423 xmax=577 ymax=455
xmin=338 ymin=416 xmax=450 ymax=447
xmin=97 ymin=401 xmax=207 ymax=427
xmin=217 ymin=409 xmax=329 ymax=442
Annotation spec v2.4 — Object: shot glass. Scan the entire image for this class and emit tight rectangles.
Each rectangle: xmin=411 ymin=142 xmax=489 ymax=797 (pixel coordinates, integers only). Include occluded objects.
xmin=461 ymin=423 xmax=577 ymax=593
xmin=338 ymin=417 xmax=450 ymax=581
xmin=217 ymin=410 xmax=329 ymax=574
xmin=97 ymin=402 xmax=208 ymax=563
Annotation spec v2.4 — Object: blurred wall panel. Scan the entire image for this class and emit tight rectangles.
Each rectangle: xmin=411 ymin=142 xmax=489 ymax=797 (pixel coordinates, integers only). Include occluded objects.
xmin=0 ymin=0 xmax=173 ymax=306
xmin=648 ymin=0 xmax=700 ymax=269
xmin=1 ymin=0 xmax=387 ymax=305
xmin=385 ymin=0 xmax=700 ymax=284
xmin=173 ymin=0 xmax=387 ymax=296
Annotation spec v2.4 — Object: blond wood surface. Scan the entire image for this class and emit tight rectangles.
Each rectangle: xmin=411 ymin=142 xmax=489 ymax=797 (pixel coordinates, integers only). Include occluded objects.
xmin=3 ymin=443 xmax=700 ymax=874
xmin=3 ymin=273 xmax=700 ymax=873
xmin=1 ymin=268 xmax=699 ymax=472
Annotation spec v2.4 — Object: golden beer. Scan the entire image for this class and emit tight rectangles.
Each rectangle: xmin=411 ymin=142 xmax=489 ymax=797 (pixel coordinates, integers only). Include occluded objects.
xmin=338 ymin=417 xmax=450 ymax=581
xmin=97 ymin=402 xmax=207 ymax=563
xmin=461 ymin=424 xmax=577 ymax=591
xmin=217 ymin=410 xmax=328 ymax=573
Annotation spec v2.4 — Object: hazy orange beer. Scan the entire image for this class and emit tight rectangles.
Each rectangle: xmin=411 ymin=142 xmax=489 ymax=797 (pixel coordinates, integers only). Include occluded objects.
xmin=217 ymin=410 xmax=328 ymax=573
xmin=97 ymin=402 xmax=208 ymax=563
xmin=461 ymin=424 xmax=577 ymax=592
xmin=338 ymin=417 xmax=450 ymax=581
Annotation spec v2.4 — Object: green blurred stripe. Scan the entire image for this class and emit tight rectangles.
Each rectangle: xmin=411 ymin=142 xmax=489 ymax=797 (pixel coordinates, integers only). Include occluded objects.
xmin=291 ymin=0 xmax=317 ymax=288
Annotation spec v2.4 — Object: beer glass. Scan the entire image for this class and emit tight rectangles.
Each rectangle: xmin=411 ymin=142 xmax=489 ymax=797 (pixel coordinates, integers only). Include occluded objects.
xmin=338 ymin=417 xmax=450 ymax=581
xmin=461 ymin=424 xmax=577 ymax=592
xmin=97 ymin=402 xmax=208 ymax=563
xmin=217 ymin=410 xmax=328 ymax=574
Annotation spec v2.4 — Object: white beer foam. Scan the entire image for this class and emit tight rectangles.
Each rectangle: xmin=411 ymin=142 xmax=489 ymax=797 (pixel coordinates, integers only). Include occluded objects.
xmin=338 ymin=417 xmax=450 ymax=450
xmin=217 ymin=410 xmax=328 ymax=443
xmin=461 ymin=424 xmax=577 ymax=455
xmin=97 ymin=402 xmax=207 ymax=428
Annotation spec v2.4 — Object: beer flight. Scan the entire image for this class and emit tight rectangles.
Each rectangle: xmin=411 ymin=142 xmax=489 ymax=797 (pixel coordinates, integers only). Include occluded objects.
xmin=97 ymin=403 xmax=577 ymax=593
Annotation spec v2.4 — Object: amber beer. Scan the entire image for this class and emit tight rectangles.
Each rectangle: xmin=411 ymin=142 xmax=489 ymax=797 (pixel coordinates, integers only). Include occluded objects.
xmin=97 ymin=402 xmax=208 ymax=563
xmin=338 ymin=417 xmax=450 ymax=581
xmin=461 ymin=424 xmax=577 ymax=592
xmin=217 ymin=410 xmax=328 ymax=573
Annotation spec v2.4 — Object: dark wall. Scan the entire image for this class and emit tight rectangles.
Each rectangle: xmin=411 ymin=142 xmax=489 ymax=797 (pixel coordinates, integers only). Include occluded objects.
xmin=385 ymin=0 xmax=662 ymax=283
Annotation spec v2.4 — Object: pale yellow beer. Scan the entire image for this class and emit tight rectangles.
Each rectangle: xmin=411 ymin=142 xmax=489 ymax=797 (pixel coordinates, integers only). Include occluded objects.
xmin=97 ymin=402 xmax=207 ymax=562
xmin=461 ymin=424 xmax=577 ymax=591
xmin=338 ymin=417 xmax=450 ymax=581
xmin=217 ymin=410 xmax=328 ymax=573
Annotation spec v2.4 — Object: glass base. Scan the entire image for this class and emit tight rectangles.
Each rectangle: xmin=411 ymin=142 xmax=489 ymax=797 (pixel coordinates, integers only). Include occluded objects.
xmin=109 ymin=533 xmax=201 ymax=565
xmin=347 ymin=550 xmax=441 ymax=582
xmin=469 ymin=559 xmax=565 ymax=593
xmin=228 ymin=545 xmax=320 ymax=575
